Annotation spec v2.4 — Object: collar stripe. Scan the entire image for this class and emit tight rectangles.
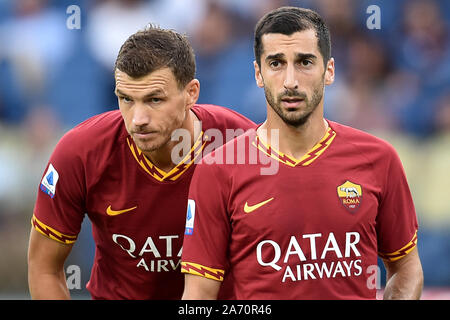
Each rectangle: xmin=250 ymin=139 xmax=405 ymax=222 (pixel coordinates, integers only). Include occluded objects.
xmin=127 ymin=132 xmax=205 ymax=182
xmin=253 ymin=126 xmax=336 ymax=167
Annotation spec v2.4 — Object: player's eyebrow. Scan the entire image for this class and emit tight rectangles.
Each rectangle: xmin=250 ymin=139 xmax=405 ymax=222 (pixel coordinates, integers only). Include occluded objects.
xmin=265 ymin=52 xmax=318 ymax=62
xmin=115 ymin=88 xmax=166 ymax=98
xmin=265 ymin=53 xmax=285 ymax=62
xmin=295 ymin=53 xmax=318 ymax=61
xmin=115 ymin=89 xmax=128 ymax=97
xmin=142 ymin=89 xmax=166 ymax=99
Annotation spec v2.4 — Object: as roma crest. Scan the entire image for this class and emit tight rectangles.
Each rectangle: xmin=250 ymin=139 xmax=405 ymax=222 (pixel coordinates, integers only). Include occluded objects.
xmin=337 ymin=180 xmax=362 ymax=213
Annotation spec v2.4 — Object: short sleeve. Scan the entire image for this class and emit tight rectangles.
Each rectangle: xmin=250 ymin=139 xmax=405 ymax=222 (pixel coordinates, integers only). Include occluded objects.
xmin=376 ymin=145 xmax=418 ymax=261
xmin=181 ymin=158 xmax=231 ymax=282
xmin=32 ymin=130 xmax=86 ymax=244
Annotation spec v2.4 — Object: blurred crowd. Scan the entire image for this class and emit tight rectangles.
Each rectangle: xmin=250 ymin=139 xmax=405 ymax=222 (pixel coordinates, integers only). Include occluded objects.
xmin=0 ymin=0 xmax=449 ymax=297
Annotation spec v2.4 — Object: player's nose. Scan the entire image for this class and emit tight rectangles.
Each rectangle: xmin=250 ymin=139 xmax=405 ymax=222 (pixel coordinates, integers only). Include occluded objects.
xmin=283 ymin=64 xmax=299 ymax=90
xmin=132 ymin=103 xmax=151 ymax=127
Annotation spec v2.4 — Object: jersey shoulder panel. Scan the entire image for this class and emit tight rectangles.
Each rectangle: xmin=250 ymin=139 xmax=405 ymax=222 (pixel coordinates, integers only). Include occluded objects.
xmin=330 ymin=121 xmax=395 ymax=154
xmin=192 ymin=104 xmax=256 ymax=132
xmin=53 ymin=110 xmax=127 ymax=172
xmin=64 ymin=110 xmax=127 ymax=153
xmin=200 ymin=127 xmax=257 ymax=168
xmin=330 ymin=121 xmax=400 ymax=171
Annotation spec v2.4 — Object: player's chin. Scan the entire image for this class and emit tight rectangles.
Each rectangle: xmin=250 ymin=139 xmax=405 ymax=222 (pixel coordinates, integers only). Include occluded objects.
xmin=133 ymin=136 xmax=163 ymax=153
xmin=281 ymin=110 xmax=313 ymax=127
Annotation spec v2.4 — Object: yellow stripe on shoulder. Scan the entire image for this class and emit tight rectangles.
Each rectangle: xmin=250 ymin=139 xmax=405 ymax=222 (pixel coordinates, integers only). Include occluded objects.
xmin=31 ymin=214 xmax=77 ymax=245
xmin=181 ymin=261 xmax=225 ymax=282
xmin=378 ymin=231 xmax=418 ymax=262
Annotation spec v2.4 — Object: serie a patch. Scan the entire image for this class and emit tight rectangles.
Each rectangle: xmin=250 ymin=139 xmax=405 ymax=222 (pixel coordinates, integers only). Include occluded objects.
xmin=184 ymin=199 xmax=196 ymax=235
xmin=40 ymin=164 xmax=59 ymax=198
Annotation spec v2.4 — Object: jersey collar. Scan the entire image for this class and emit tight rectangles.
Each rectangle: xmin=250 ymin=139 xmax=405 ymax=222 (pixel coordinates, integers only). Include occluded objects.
xmin=253 ymin=122 xmax=336 ymax=167
xmin=127 ymin=131 xmax=206 ymax=182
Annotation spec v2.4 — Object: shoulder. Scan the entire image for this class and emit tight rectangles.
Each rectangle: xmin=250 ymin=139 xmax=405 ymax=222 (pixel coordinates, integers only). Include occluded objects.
xmin=57 ymin=110 xmax=126 ymax=153
xmin=199 ymin=128 xmax=256 ymax=171
xmin=192 ymin=104 xmax=242 ymax=119
xmin=66 ymin=110 xmax=125 ymax=141
xmin=51 ymin=110 xmax=127 ymax=167
xmin=192 ymin=104 xmax=256 ymax=131
xmin=330 ymin=120 xmax=398 ymax=159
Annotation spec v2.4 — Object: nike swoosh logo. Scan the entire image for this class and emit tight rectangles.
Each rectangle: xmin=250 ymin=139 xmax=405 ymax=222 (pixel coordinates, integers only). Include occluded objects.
xmin=106 ymin=205 xmax=137 ymax=216
xmin=244 ymin=197 xmax=274 ymax=213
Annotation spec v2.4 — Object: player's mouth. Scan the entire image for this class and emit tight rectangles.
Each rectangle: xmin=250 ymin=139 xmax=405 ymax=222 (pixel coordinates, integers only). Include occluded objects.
xmin=280 ymin=97 xmax=305 ymax=109
xmin=133 ymin=131 xmax=158 ymax=140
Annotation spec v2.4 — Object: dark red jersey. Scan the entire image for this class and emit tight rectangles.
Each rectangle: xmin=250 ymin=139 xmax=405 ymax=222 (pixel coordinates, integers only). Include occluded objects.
xmin=32 ymin=104 xmax=255 ymax=299
xmin=181 ymin=121 xmax=418 ymax=299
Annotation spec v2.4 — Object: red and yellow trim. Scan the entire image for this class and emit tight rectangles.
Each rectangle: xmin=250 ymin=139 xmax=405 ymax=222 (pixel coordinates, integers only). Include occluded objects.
xmin=181 ymin=261 xmax=225 ymax=282
xmin=252 ymin=126 xmax=336 ymax=167
xmin=378 ymin=231 xmax=418 ymax=262
xmin=31 ymin=214 xmax=77 ymax=245
xmin=127 ymin=131 xmax=207 ymax=182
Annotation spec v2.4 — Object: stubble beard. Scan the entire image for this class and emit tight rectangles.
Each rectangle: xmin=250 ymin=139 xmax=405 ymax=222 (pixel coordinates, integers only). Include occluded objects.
xmin=133 ymin=134 xmax=169 ymax=153
xmin=264 ymin=81 xmax=324 ymax=128
xmin=131 ymin=111 xmax=187 ymax=156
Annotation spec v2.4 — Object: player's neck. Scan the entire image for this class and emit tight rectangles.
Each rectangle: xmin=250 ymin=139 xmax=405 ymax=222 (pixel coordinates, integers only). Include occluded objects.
xmin=144 ymin=109 xmax=200 ymax=172
xmin=258 ymin=107 xmax=328 ymax=160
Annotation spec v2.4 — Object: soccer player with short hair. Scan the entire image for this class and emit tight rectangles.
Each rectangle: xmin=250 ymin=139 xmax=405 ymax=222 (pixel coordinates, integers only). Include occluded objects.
xmin=181 ymin=7 xmax=423 ymax=300
xmin=27 ymin=26 xmax=255 ymax=299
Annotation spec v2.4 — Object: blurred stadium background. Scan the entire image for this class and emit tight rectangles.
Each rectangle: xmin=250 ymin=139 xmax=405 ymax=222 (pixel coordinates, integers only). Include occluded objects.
xmin=0 ymin=0 xmax=449 ymax=299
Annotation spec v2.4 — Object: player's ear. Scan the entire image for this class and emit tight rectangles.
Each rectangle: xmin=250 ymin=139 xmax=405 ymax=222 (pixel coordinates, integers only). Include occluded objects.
xmin=254 ymin=61 xmax=264 ymax=88
xmin=184 ymin=79 xmax=200 ymax=109
xmin=324 ymin=58 xmax=335 ymax=86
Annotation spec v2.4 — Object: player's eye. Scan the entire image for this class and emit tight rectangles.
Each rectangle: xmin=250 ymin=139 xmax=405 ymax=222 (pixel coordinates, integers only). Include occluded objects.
xmin=146 ymin=97 xmax=164 ymax=106
xmin=269 ymin=60 xmax=282 ymax=68
xmin=301 ymin=59 xmax=313 ymax=67
xmin=119 ymin=96 xmax=132 ymax=104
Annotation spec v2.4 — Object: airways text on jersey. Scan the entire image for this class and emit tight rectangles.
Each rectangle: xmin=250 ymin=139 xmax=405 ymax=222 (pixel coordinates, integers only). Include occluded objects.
xmin=256 ymin=231 xmax=363 ymax=282
xmin=112 ymin=234 xmax=183 ymax=272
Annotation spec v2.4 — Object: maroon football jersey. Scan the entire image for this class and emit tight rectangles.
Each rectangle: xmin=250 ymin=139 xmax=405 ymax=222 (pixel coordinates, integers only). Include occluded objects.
xmin=181 ymin=121 xmax=418 ymax=299
xmin=32 ymin=104 xmax=255 ymax=299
